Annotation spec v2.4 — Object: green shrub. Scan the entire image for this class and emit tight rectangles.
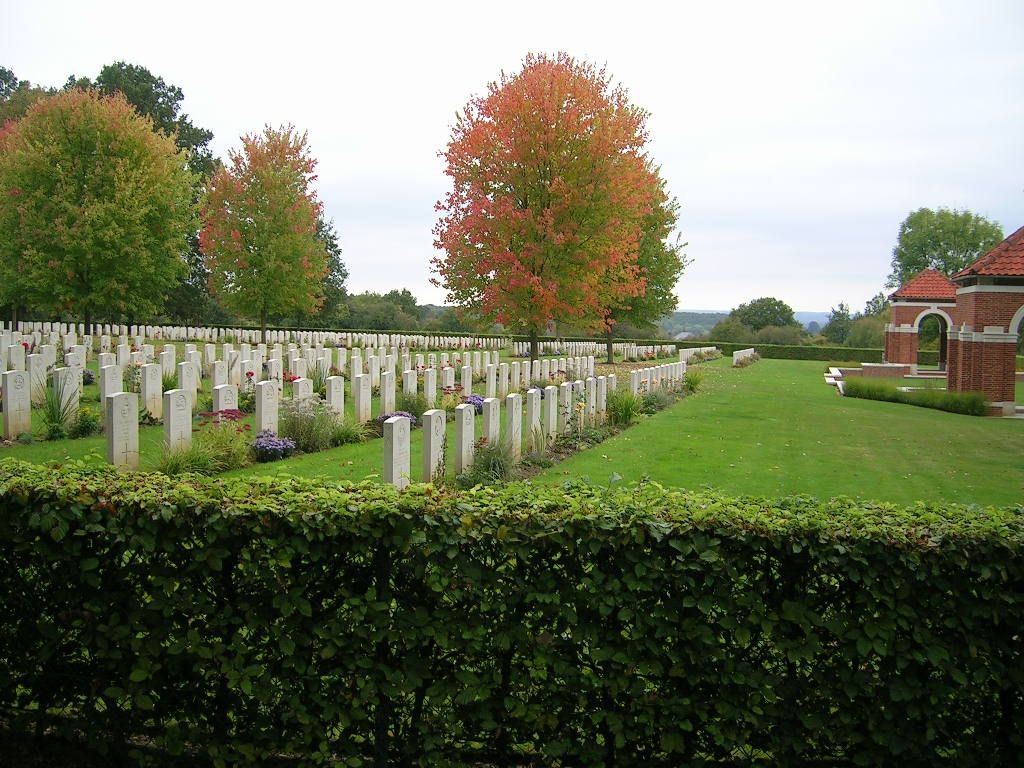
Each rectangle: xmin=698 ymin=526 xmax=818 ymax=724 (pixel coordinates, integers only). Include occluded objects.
xmin=456 ymin=437 xmax=518 ymax=487
xmin=154 ymin=410 xmax=251 ymax=475
xmin=606 ymin=387 xmax=642 ymax=427
xmin=1 ymin=463 xmax=1020 ymax=766
xmin=39 ymin=377 xmax=77 ymax=441
xmin=395 ymin=391 xmax=429 ymax=421
xmin=278 ymin=395 xmax=341 ymax=453
xmin=683 ymin=368 xmax=703 ymax=393
xmin=639 ymin=387 xmax=674 ymax=415
xmin=843 ymin=378 xmax=987 ymax=416
xmin=331 ymin=420 xmax=367 ymax=446
xmin=66 ymin=406 xmax=101 ymax=439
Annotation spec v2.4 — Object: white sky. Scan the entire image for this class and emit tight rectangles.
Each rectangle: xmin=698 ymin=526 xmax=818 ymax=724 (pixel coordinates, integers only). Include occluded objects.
xmin=4 ymin=0 xmax=1023 ymax=313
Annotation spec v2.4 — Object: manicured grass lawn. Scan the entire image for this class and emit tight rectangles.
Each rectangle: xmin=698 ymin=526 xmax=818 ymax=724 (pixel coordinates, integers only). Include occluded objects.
xmin=3 ymin=354 xmax=1021 ymax=507
xmin=531 ymin=358 xmax=1024 ymax=507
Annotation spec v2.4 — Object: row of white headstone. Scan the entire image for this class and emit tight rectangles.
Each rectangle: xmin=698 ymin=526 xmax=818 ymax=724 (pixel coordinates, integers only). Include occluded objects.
xmin=510 ymin=340 xmax=678 ymax=360
xmin=382 ymin=360 xmax=692 ymax=489
xmin=732 ymin=348 xmax=757 ymax=366
xmin=4 ymin=322 xmax=507 ymax=352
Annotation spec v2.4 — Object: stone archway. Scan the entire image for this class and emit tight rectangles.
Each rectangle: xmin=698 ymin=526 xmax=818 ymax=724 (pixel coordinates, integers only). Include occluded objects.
xmin=884 ymin=270 xmax=958 ymax=372
xmin=914 ymin=309 xmax=953 ymax=371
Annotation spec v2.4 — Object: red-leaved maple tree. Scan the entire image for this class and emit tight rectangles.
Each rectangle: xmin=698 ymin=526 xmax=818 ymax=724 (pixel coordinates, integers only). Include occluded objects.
xmin=200 ymin=125 xmax=328 ymax=343
xmin=432 ymin=52 xmax=659 ymax=359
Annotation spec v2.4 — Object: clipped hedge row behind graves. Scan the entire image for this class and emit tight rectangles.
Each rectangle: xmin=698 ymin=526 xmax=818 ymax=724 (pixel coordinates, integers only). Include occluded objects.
xmin=0 ymin=458 xmax=1021 ymax=767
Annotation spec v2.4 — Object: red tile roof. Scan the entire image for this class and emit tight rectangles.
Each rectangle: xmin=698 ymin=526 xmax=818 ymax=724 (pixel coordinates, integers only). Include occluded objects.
xmin=889 ymin=269 xmax=958 ymax=300
xmin=952 ymin=224 xmax=1024 ymax=279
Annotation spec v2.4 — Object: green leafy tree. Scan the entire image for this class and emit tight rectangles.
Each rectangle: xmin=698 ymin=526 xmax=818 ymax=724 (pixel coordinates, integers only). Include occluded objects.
xmin=0 ymin=67 xmax=54 ymax=125
xmin=708 ymin=316 xmax=754 ymax=342
xmin=847 ymin=316 xmax=885 ymax=348
xmin=345 ymin=291 xmax=420 ymax=331
xmin=822 ymin=302 xmax=852 ymax=344
xmin=730 ymin=297 xmax=799 ymax=332
xmin=862 ymin=292 xmax=890 ymax=317
xmin=0 ymin=88 xmax=196 ymax=329
xmin=199 ymin=125 xmax=329 ymax=342
xmin=601 ymin=176 xmax=688 ymax=362
xmin=886 ymin=207 xmax=1003 ymax=287
xmin=93 ymin=61 xmax=215 ymax=178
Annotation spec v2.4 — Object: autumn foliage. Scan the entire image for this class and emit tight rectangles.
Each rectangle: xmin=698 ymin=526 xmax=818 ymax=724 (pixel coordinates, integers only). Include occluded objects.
xmin=200 ymin=125 xmax=328 ymax=340
xmin=432 ymin=53 xmax=662 ymax=354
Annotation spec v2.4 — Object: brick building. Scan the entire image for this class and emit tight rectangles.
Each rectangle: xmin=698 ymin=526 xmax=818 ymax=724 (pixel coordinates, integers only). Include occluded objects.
xmin=886 ymin=226 xmax=1023 ymax=416
xmin=947 ymin=225 xmax=1024 ymax=416
xmin=884 ymin=269 xmax=958 ymax=371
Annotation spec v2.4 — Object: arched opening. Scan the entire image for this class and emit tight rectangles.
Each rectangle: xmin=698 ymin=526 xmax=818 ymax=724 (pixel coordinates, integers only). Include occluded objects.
xmin=1015 ymin=310 xmax=1024 ymax=409
xmin=916 ymin=312 xmax=949 ymax=372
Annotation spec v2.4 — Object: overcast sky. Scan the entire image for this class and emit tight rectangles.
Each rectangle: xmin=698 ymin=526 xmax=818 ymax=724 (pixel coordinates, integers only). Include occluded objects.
xmin=4 ymin=0 xmax=1023 ymax=313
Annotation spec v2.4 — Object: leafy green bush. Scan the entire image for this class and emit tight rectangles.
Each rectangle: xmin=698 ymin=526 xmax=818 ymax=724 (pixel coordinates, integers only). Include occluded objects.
xmin=39 ymin=377 xmax=77 ymax=441
xmin=843 ymin=378 xmax=987 ymax=416
xmin=395 ymin=391 xmax=429 ymax=421
xmin=606 ymin=387 xmax=642 ymax=426
xmin=153 ymin=410 xmax=251 ymax=475
xmin=331 ymin=420 xmax=367 ymax=446
xmin=639 ymin=386 xmax=674 ymax=414
xmin=66 ymin=406 xmax=101 ymax=439
xmin=1 ymin=462 xmax=1020 ymax=766
xmin=278 ymin=395 xmax=341 ymax=453
xmin=456 ymin=436 xmax=518 ymax=487
xmin=683 ymin=368 xmax=703 ymax=393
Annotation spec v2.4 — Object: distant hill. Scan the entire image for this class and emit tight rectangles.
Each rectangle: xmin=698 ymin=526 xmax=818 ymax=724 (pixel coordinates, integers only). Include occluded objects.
xmin=659 ymin=311 xmax=729 ymax=338
xmin=660 ymin=309 xmax=829 ymax=338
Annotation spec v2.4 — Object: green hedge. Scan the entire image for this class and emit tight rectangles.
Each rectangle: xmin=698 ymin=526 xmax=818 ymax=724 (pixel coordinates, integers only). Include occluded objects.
xmin=1 ymin=460 xmax=1021 ymax=766
xmin=842 ymin=379 xmax=989 ymax=416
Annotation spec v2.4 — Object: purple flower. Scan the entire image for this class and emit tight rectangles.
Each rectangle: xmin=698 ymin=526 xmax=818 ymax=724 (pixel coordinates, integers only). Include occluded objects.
xmin=251 ymin=430 xmax=296 ymax=462
xmin=375 ymin=411 xmax=417 ymax=427
xmin=463 ymin=394 xmax=485 ymax=414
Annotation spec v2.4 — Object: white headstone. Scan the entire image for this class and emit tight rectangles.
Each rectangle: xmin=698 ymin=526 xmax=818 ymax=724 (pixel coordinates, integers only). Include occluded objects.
xmin=421 ymin=408 xmax=446 ymax=483
xmin=505 ymin=392 xmax=522 ymax=463
xmin=383 ymin=415 xmax=411 ymax=490
xmin=106 ymin=392 xmax=139 ymax=471
xmin=544 ymin=384 xmax=559 ymax=439
xmin=482 ymin=397 xmax=500 ymax=446
xmin=292 ymin=377 xmax=313 ymax=401
xmin=353 ymin=374 xmax=371 ymax=423
xmin=163 ymin=389 xmax=192 ymax=452
xmin=141 ymin=363 xmax=162 ymax=418
xmin=255 ymin=380 xmax=279 ymax=434
xmin=2 ymin=369 xmax=32 ymax=438
xmin=402 ymin=369 xmax=418 ymax=396
xmin=213 ymin=383 xmax=239 ymax=413
xmin=454 ymin=403 xmax=475 ymax=475
xmin=423 ymin=367 xmax=437 ymax=407
xmin=177 ymin=361 xmax=197 ymax=409
xmin=27 ymin=353 xmax=47 ymax=403
xmin=325 ymin=375 xmax=344 ymax=415
xmin=525 ymin=388 xmax=541 ymax=452
xmin=381 ymin=371 xmax=396 ymax=414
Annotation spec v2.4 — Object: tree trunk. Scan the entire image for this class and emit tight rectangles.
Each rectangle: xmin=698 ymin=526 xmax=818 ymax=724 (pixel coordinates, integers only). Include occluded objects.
xmin=260 ymin=308 xmax=267 ymax=345
xmin=605 ymin=324 xmax=615 ymax=365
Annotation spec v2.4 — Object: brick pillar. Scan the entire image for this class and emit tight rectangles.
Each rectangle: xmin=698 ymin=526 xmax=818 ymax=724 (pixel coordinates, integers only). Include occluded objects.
xmin=948 ymin=327 xmax=1018 ymax=416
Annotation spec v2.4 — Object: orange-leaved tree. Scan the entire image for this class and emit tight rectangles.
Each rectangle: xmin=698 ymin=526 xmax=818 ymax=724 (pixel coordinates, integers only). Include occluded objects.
xmin=200 ymin=125 xmax=329 ymax=343
xmin=432 ymin=52 xmax=658 ymax=360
